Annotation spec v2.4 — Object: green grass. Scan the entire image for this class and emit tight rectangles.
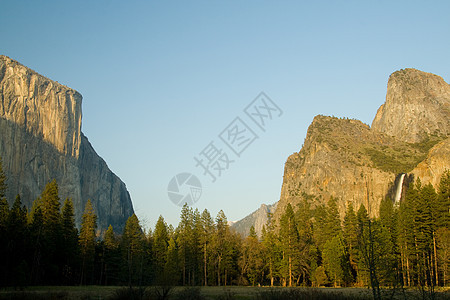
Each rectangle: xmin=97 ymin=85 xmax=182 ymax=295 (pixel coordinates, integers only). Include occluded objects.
xmin=0 ymin=286 xmax=448 ymax=300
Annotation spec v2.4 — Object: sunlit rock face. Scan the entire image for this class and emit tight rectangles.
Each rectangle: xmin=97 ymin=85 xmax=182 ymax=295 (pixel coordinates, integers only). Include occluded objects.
xmin=274 ymin=68 xmax=449 ymax=223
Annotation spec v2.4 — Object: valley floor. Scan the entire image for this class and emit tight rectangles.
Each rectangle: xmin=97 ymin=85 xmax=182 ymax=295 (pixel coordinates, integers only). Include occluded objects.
xmin=0 ymin=285 xmax=449 ymax=300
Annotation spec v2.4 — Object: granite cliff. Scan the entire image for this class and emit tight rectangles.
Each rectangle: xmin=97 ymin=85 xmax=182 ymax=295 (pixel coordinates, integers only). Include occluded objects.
xmin=372 ymin=68 xmax=450 ymax=143
xmin=0 ymin=55 xmax=133 ymax=232
xmin=275 ymin=68 xmax=449 ymax=222
xmin=235 ymin=68 xmax=449 ymax=233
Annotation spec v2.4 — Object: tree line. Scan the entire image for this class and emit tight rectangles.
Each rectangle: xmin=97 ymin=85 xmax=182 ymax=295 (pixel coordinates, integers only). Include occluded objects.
xmin=0 ymin=158 xmax=448 ymax=292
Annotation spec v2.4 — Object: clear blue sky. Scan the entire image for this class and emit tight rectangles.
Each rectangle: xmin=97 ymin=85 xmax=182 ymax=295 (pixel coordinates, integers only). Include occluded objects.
xmin=1 ymin=1 xmax=449 ymax=229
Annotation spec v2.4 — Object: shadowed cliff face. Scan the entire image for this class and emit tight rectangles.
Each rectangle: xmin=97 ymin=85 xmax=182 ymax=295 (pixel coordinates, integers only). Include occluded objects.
xmin=0 ymin=55 xmax=133 ymax=232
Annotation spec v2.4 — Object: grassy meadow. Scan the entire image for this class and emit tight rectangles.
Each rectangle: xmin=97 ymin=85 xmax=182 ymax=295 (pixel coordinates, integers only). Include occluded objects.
xmin=0 ymin=286 xmax=448 ymax=300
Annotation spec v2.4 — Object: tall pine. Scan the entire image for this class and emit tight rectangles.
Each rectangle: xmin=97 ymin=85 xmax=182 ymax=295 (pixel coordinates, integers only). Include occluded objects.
xmin=79 ymin=199 xmax=97 ymax=285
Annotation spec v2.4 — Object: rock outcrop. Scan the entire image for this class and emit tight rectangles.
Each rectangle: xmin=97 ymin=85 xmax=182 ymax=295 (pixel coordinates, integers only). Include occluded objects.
xmin=275 ymin=116 xmax=425 ymax=221
xmin=411 ymin=137 xmax=450 ymax=188
xmin=273 ymin=68 xmax=449 ymax=224
xmin=0 ymin=55 xmax=133 ymax=232
xmin=372 ymin=68 xmax=450 ymax=143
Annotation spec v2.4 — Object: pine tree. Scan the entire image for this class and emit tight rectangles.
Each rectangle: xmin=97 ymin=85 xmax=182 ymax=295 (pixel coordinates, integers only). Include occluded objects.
xmin=432 ymin=170 xmax=450 ymax=286
xmin=60 ymin=198 xmax=79 ymax=284
xmin=191 ymin=208 xmax=203 ymax=285
xmin=200 ymin=209 xmax=214 ymax=286
xmin=6 ymin=195 xmax=29 ymax=286
xmin=240 ymin=225 xmax=263 ymax=286
xmin=322 ymin=235 xmax=345 ymax=287
xmin=212 ymin=210 xmax=233 ymax=286
xmin=357 ymin=204 xmax=381 ymax=300
xmin=0 ymin=195 xmax=8 ymax=287
xmin=414 ymin=182 xmax=436 ymax=287
xmin=79 ymin=199 xmax=97 ymax=285
xmin=279 ymin=203 xmax=299 ymax=286
xmin=121 ymin=213 xmax=145 ymax=287
xmin=102 ymin=225 xmax=120 ymax=285
xmin=29 ymin=199 xmax=44 ymax=284
xmin=326 ymin=196 xmax=342 ymax=239
xmin=379 ymin=196 xmax=401 ymax=288
xmin=164 ymin=237 xmax=180 ymax=285
xmin=295 ymin=198 xmax=314 ymax=285
xmin=261 ymin=211 xmax=279 ymax=287
xmin=436 ymin=170 xmax=450 ymax=286
xmin=39 ymin=180 xmax=63 ymax=284
xmin=343 ymin=202 xmax=358 ymax=283
xmin=40 ymin=180 xmax=62 ymax=232
xmin=153 ymin=215 xmax=169 ymax=283
xmin=313 ymin=204 xmax=328 ymax=251
xmin=178 ymin=203 xmax=194 ymax=285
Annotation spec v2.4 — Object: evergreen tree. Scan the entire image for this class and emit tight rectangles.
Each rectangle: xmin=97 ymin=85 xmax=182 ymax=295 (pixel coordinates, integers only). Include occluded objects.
xmin=0 ymin=196 xmax=9 ymax=287
xmin=102 ymin=225 xmax=120 ymax=285
xmin=0 ymin=157 xmax=7 ymax=285
xmin=29 ymin=199 xmax=44 ymax=284
xmin=6 ymin=195 xmax=29 ymax=286
xmin=191 ymin=208 xmax=203 ymax=285
xmin=121 ymin=213 xmax=146 ymax=287
xmin=164 ymin=237 xmax=180 ymax=285
xmin=357 ymin=204 xmax=381 ymax=300
xmin=279 ymin=203 xmax=299 ymax=286
xmin=377 ymin=197 xmax=399 ymax=287
xmin=295 ymin=198 xmax=314 ymax=285
xmin=261 ymin=213 xmax=281 ymax=286
xmin=153 ymin=215 xmax=169 ymax=283
xmin=79 ymin=199 xmax=97 ymax=285
xmin=60 ymin=198 xmax=79 ymax=284
xmin=212 ymin=210 xmax=233 ymax=286
xmin=343 ymin=202 xmax=358 ymax=283
xmin=322 ymin=235 xmax=345 ymax=287
xmin=436 ymin=170 xmax=450 ymax=286
xmin=178 ymin=203 xmax=194 ymax=285
xmin=313 ymin=204 xmax=328 ymax=251
xmin=38 ymin=180 xmax=63 ymax=284
xmin=239 ymin=225 xmax=263 ymax=286
xmin=326 ymin=196 xmax=342 ymax=239
xmin=40 ymin=180 xmax=62 ymax=232
xmin=200 ymin=209 xmax=214 ymax=286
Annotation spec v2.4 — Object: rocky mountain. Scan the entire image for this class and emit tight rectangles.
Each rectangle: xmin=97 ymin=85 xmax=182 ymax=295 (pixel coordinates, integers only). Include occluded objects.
xmin=0 ymin=55 xmax=134 ymax=232
xmin=231 ymin=203 xmax=277 ymax=237
xmin=372 ymin=68 xmax=450 ymax=143
xmin=235 ymin=68 xmax=449 ymax=232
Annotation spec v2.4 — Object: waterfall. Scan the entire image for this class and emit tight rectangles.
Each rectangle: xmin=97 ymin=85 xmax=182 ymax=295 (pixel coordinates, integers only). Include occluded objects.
xmin=394 ymin=173 xmax=406 ymax=204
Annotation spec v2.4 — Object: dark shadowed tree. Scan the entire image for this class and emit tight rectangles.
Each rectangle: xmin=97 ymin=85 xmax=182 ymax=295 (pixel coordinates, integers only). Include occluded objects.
xmin=61 ymin=198 xmax=79 ymax=284
xmin=121 ymin=213 xmax=146 ymax=287
xmin=79 ymin=199 xmax=97 ymax=285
